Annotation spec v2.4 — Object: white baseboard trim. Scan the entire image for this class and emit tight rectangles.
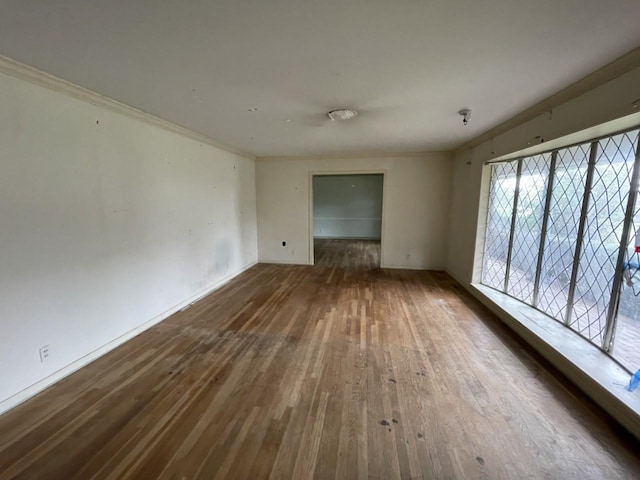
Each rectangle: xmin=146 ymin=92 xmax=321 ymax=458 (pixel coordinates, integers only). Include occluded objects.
xmin=380 ymin=263 xmax=435 ymax=270
xmin=313 ymin=236 xmax=381 ymax=240
xmin=257 ymin=260 xmax=439 ymax=270
xmin=258 ymin=259 xmax=311 ymax=265
xmin=0 ymin=260 xmax=257 ymax=416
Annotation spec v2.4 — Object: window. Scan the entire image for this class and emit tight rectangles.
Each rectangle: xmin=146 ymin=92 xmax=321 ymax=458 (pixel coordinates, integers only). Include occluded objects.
xmin=481 ymin=128 xmax=640 ymax=372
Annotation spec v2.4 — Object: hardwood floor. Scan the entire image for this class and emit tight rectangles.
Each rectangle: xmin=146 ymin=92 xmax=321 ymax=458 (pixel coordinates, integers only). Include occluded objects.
xmin=313 ymin=238 xmax=380 ymax=268
xmin=0 ymin=240 xmax=639 ymax=479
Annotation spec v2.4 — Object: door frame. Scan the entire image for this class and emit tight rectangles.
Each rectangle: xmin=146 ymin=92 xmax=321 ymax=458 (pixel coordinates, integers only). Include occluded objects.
xmin=308 ymin=170 xmax=387 ymax=266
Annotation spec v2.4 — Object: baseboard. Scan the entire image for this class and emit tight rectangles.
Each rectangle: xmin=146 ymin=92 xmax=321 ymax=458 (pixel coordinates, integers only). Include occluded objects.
xmin=0 ymin=260 xmax=257 ymax=416
xmin=313 ymin=236 xmax=381 ymax=240
xmin=380 ymin=263 xmax=435 ymax=270
xmin=258 ymin=259 xmax=310 ymax=265
xmin=259 ymin=260 xmax=436 ymax=270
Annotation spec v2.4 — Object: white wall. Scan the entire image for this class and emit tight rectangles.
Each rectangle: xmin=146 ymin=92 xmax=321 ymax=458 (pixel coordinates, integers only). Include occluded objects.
xmin=0 ymin=70 xmax=258 ymax=412
xmin=313 ymin=174 xmax=383 ymax=239
xmin=256 ymin=154 xmax=452 ymax=269
xmin=446 ymin=66 xmax=640 ymax=284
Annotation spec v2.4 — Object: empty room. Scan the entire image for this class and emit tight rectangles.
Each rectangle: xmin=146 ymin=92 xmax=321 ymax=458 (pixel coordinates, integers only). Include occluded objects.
xmin=1 ymin=1 xmax=640 ymax=479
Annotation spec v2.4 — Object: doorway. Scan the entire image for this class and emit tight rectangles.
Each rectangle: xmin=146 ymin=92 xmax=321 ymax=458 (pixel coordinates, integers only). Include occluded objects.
xmin=310 ymin=173 xmax=384 ymax=268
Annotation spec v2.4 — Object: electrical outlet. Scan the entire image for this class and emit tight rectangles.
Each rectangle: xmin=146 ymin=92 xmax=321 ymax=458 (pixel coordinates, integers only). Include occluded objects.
xmin=39 ymin=345 xmax=50 ymax=363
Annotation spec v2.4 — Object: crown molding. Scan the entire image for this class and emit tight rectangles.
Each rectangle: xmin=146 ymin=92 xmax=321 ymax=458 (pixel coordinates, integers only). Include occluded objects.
xmin=257 ymin=150 xmax=451 ymax=161
xmin=0 ymin=54 xmax=255 ymax=160
xmin=454 ymin=45 xmax=640 ymax=154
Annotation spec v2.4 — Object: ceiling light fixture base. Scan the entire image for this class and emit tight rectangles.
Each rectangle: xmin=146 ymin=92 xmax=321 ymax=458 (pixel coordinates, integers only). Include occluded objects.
xmin=327 ymin=109 xmax=358 ymax=121
xmin=459 ymin=108 xmax=472 ymax=125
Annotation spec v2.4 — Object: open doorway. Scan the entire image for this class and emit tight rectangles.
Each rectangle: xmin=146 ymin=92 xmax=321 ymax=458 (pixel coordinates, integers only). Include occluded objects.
xmin=310 ymin=173 xmax=384 ymax=268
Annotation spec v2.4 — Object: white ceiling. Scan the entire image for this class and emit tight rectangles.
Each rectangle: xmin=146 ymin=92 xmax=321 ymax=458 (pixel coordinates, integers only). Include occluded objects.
xmin=0 ymin=1 xmax=639 ymax=157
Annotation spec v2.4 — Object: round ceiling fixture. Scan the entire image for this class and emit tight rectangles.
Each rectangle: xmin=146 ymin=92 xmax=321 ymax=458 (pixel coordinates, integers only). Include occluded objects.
xmin=327 ymin=109 xmax=358 ymax=121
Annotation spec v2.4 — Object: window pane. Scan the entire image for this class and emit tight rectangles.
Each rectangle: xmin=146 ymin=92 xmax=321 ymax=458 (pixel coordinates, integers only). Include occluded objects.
xmin=608 ymin=129 xmax=640 ymax=369
xmin=572 ymin=131 xmax=638 ymax=346
xmin=537 ymin=144 xmax=590 ymax=321
xmin=482 ymin=161 xmax=518 ymax=290
xmin=506 ymin=154 xmax=551 ymax=303
xmin=616 ymin=200 xmax=640 ymax=371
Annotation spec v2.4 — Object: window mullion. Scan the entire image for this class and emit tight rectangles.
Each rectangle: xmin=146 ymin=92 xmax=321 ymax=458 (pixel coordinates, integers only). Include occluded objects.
xmin=565 ymin=141 xmax=598 ymax=326
xmin=602 ymin=135 xmax=640 ymax=352
xmin=504 ymin=159 xmax=523 ymax=292
xmin=532 ymin=151 xmax=557 ymax=307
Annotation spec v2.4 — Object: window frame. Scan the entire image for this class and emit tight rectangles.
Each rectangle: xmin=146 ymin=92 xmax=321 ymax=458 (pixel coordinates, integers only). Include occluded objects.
xmin=479 ymin=125 xmax=640 ymax=358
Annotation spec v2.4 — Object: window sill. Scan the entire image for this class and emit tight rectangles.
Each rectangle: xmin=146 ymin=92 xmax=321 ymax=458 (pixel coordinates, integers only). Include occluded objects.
xmin=467 ymin=283 xmax=640 ymax=440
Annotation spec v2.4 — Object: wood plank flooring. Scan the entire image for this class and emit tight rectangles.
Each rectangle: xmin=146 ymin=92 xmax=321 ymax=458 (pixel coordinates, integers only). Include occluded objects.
xmin=314 ymin=238 xmax=380 ymax=268
xmin=0 ymin=240 xmax=639 ymax=479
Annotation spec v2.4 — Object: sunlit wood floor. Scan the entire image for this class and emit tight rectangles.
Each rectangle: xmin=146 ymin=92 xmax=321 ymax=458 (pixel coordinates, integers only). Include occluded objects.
xmin=0 ymin=240 xmax=639 ymax=479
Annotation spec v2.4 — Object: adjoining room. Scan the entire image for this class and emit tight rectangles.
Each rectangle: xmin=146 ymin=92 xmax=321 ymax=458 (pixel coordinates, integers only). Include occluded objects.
xmin=312 ymin=173 xmax=384 ymax=268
